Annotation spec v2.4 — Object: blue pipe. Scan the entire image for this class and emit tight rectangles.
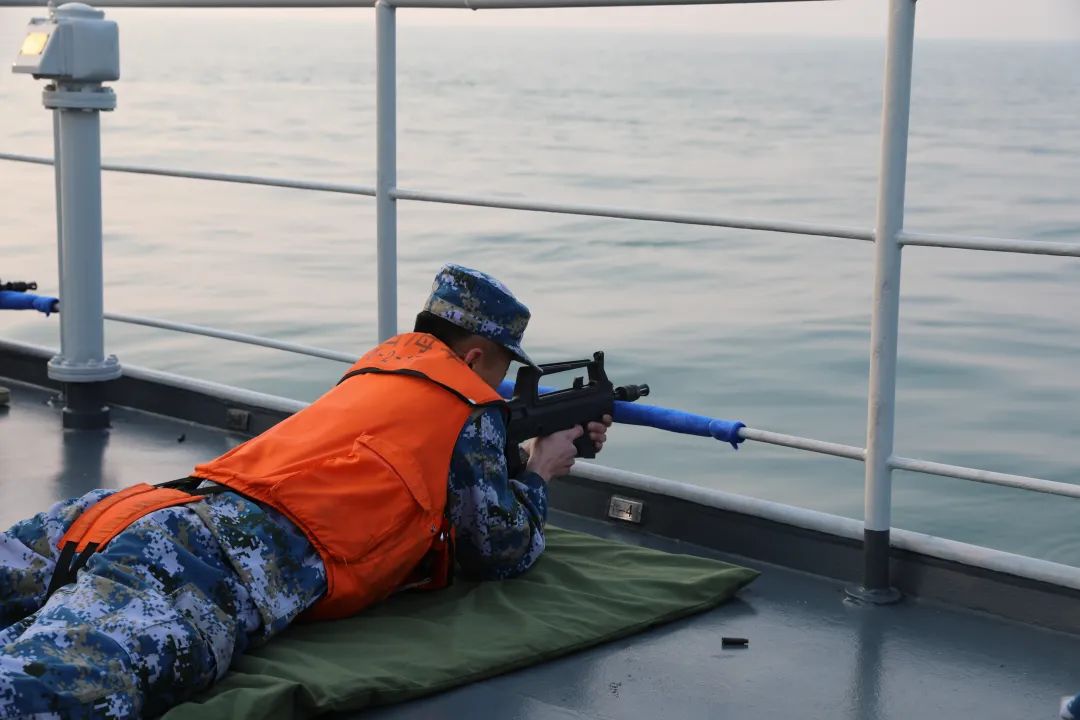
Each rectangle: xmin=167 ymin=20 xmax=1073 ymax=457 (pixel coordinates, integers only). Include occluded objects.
xmin=0 ymin=291 xmax=59 ymax=316
xmin=497 ymin=380 xmax=745 ymax=449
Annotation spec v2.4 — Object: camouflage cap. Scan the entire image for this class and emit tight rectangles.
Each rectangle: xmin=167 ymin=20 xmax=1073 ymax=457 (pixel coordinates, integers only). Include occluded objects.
xmin=424 ymin=264 xmax=535 ymax=367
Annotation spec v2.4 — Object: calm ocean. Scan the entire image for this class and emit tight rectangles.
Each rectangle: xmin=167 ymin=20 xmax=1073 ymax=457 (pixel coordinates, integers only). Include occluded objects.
xmin=1 ymin=11 xmax=1078 ymax=563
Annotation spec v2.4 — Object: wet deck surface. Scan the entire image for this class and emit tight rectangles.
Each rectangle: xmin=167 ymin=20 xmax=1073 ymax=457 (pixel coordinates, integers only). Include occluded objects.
xmin=2 ymin=378 xmax=1079 ymax=720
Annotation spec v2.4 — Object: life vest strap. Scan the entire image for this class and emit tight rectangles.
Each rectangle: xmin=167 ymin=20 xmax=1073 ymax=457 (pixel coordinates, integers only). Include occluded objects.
xmin=44 ymin=540 xmax=99 ymax=601
xmin=57 ymin=482 xmax=156 ymax=553
xmin=44 ymin=478 xmax=222 ymax=599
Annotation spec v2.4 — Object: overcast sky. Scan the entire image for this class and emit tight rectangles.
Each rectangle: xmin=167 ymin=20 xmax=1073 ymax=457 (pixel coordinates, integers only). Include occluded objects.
xmin=399 ymin=0 xmax=1080 ymax=40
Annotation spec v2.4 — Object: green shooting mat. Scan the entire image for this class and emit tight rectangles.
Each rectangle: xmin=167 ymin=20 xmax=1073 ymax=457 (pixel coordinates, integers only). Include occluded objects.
xmin=162 ymin=526 xmax=759 ymax=720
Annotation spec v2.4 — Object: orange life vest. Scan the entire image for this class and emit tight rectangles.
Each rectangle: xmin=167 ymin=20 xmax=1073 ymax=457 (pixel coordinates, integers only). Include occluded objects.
xmin=52 ymin=333 xmax=505 ymax=622
xmin=194 ymin=332 xmax=506 ymax=620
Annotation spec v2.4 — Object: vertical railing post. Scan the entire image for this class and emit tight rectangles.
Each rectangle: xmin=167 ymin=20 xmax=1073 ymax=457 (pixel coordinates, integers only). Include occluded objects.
xmin=48 ymin=84 xmax=123 ymax=429
xmin=13 ymin=3 xmax=124 ymax=429
xmin=375 ymin=0 xmax=398 ymax=342
xmin=52 ymin=109 xmax=65 ymax=323
xmin=849 ymin=0 xmax=917 ymax=604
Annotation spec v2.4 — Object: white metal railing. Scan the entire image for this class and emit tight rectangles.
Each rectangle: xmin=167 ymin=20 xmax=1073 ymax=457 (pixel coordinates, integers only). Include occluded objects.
xmin=103 ymin=312 xmax=359 ymax=363
xmin=2 ymin=0 xmax=1078 ymax=597
xmin=0 ymin=153 xmax=377 ymax=196
xmin=95 ymin=311 xmax=1080 ymax=504
xmin=0 ymin=0 xmax=818 ymax=6
xmin=898 ymin=230 xmax=1080 ymax=258
xmin=0 ymin=152 xmax=873 ymax=240
xmin=392 ymin=187 xmax=874 ymax=241
xmin=7 ymin=152 xmax=1080 ymax=258
xmin=860 ymin=0 xmax=913 ymax=600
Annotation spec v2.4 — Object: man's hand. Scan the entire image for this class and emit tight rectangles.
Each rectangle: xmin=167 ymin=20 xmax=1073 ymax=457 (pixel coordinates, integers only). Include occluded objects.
xmin=522 ymin=414 xmax=614 ymax=482
xmin=586 ymin=414 xmax=613 ymax=454
xmin=525 ymin=426 xmax=584 ymax=482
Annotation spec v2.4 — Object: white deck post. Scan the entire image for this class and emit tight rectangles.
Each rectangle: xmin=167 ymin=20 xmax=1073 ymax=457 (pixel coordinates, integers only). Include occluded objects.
xmin=851 ymin=0 xmax=917 ymax=604
xmin=12 ymin=3 xmax=126 ymax=429
xmin=375 ymin=0 xmax=397 ymax=342
xmin=51 ymin=110 xmax=65 ymax=317
xmin=47 ymin=85 xmax=123 ymax=427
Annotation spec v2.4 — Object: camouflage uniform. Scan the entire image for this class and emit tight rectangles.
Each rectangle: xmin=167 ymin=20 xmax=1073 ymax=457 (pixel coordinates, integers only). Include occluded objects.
xmin=449 ymin=407 xmax=547 ymax=580
xmin=0 ymin=489 xmax=325 ymax=719
xmin=0 ymin=264 xmax=546 ymax=718
xmin=427 ymin=264 xmax=547 ymax=579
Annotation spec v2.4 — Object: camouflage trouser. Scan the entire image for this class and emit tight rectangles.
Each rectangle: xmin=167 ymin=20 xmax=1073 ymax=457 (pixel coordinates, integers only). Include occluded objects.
xmin=0 ymin=489 xmax=271 ymax=719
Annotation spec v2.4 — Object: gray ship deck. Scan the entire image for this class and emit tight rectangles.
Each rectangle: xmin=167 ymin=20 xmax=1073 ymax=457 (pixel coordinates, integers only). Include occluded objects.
xmin=2 ymin=377 xmax=1079 ymax=720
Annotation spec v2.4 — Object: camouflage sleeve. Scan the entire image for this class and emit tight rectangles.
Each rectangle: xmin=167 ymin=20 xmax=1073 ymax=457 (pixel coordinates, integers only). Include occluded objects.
xmin=446 ymin=406 xmax=548 ymax=581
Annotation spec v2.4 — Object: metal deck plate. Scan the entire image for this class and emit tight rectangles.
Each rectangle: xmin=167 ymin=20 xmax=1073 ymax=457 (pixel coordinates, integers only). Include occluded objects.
xmin=0 ymin=380 xmax=237 ymax=527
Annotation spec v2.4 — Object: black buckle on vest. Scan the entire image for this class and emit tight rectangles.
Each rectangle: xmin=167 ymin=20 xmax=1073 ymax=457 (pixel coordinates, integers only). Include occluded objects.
xmin=156 ymin=476 xmax=228 ymax=496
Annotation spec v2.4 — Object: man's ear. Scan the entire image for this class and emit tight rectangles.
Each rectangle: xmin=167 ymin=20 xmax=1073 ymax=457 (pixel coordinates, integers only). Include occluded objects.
xmin=461 ymin=347 xmax=484 ymax=369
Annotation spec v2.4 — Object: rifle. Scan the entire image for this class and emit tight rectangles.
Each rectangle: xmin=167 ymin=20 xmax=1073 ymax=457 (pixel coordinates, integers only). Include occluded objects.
xmin=504 ymin=351 xmax=649 ymax=477
xmin=0 ymin=278 xmax=58 ymax=315
xmin=0 ymin=278 xmax=38 ymax=292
